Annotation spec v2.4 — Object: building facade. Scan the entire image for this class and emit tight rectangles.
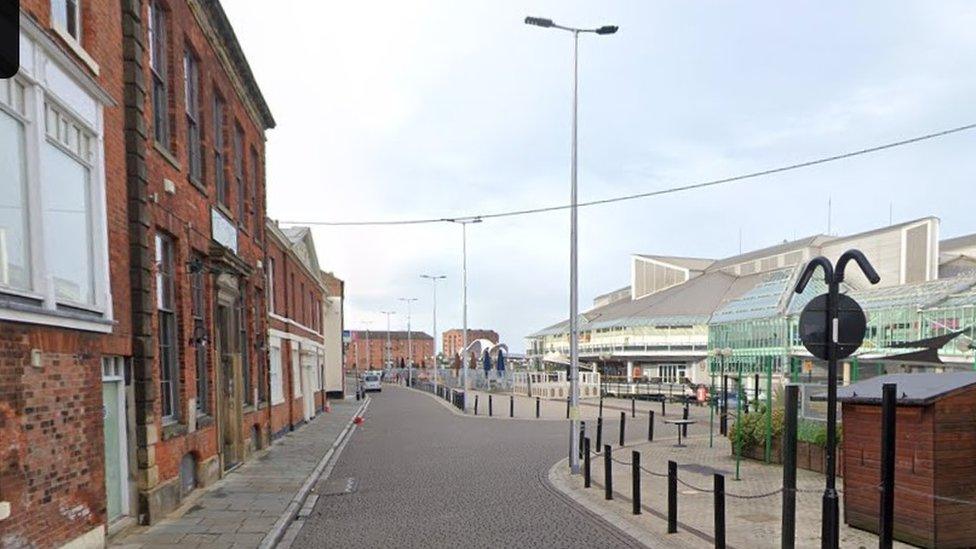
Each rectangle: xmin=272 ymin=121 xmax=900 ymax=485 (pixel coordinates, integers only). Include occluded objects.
xmin=527 ymin=218 xmax=975 ymax=397
xmin=442 ymin=328 xmax=498 ymax=359
xmin=266 ymin=223 xmax=327 ymax=438
xmin=121 ymin=0 xmax=275 ymax=525
xmin=1 ymin=2 xmax=129 ymax=546
xmin=345 ymin=331 xmax=434 ymax=371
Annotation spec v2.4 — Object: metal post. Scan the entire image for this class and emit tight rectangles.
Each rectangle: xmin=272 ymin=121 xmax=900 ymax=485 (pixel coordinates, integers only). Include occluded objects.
xmin=632 ymin=451 xmax=641 ymax=515
xmin=596 ymin=416 xmax=603 ymax=448
xmin=566 ymin=29 xmax=582 ymax=477
xmin=721 ymin=370 xmax=729 ymax=436
xmin=462 ymin=222 xmax=468 ymax=412
xmin=682 ymin=403 xmax=689 ymax=438
xmin=584 ymin=437 xmax=591 ymax=488
xmin=714 ymin=474 xmax=726 ymax=549
xmin=648 ymin=410 xmax=654 ymax=441
xmin=667 ymin=460 xmax=678 ymax=534
xmin=735 ymin=372 xmax=743 ymax=481
xmin=765 ymin=358 xmax=773 ymax=463
xmin=422 ymin=274 xmax=445 ymax=394
xmin=619 ymin=411 xmax=626 ymax=447
xmin=661 ymin=399 xmax=666 ymax=417
xmin=782 ymin=384 xmax=798 ymax=549
xmin=510 ymin=395 xmax=514 ymax=418
xmin=822 ymin=276 xmax=840 ymax=549
xmin=709 ymin=373 xmax=715 ymax=448
xmin=579 ymin=421 xmax=586 ymax=459
xmin=474 ymin=394 xmax=479 ymax=416
xmin=603 ymin=445 xmax=613 ymax=500
xmin=599 ymin=396 xmax=603 ymax=418
xmin=631 ymin=397 xmax=636 ymax=418
xmin=536 ymin=396 xmax=540 ymax=418
xmin=754 ymin=372 xmax=760 ymax=410
xmin=400 ymin=298 xmax=417 ymax=387
xmin=488 ymin=394 xmax=493 ymax=417
xmin=880 ymin=383 xmax=897 ymax=549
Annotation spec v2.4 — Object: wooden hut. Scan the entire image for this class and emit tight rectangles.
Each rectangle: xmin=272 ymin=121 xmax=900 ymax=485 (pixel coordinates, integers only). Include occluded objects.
xmin=834 ymin=372 xmax=976 ymax=548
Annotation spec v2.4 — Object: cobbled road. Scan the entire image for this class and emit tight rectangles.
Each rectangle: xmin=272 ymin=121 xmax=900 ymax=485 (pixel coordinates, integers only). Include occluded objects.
xmin=292 ymin=386 xmax=643 ymax=548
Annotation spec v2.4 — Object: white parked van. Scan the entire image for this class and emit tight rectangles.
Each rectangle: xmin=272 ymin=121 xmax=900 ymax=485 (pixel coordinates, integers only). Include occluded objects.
xmin=361 ymin=371 xmax=382 ymax=393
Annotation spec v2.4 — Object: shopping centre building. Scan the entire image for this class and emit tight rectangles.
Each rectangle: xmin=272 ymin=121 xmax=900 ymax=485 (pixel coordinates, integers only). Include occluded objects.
xmin=527 ymin=217 xmax=976 ymax=396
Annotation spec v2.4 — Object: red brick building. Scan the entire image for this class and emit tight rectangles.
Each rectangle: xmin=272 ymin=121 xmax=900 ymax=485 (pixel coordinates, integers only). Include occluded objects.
xmin=1 ymin=1 xmax=130 ymax=547
xmin=265 ymin=223 xmax=327 ymax=438
xmin=345 ymin=331 xmax=434 ymax=372
xmin=120 ymin=0 xmax=275 ymax=527
xmin=443 ymin=328 xmax=499 ymax=358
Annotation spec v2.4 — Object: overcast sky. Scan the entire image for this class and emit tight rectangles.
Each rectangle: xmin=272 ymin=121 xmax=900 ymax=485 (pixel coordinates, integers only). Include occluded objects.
xmin=223 ymin=1 xmax=976 ymax=352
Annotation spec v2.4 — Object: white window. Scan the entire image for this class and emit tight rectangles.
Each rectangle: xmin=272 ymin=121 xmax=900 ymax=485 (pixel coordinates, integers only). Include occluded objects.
xmin=43 ymin=102 xmax=95 ymax=305
xmin=291 ymin=342 xmax=301 ymax=398
xmin=0 ymin=59 xmax=111 ymax=331
xmin=0 ymin=79 xmax=30 ymax=292
xmin=51 ymin=0 xmax=82 ymax=42
xmin=269 ymin=342 xmax=284 ymax=405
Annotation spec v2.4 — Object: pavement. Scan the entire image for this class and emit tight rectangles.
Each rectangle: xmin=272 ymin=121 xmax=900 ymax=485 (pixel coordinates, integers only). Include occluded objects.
xmin=111 ymin=397 xmax=365 ymax=549
xmin=290 ymin=385 xmax=643 ymax=548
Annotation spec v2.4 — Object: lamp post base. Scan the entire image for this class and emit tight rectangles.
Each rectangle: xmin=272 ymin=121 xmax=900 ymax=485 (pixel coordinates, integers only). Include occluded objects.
xmin=821 ymin=489 xmax=839 ymax=548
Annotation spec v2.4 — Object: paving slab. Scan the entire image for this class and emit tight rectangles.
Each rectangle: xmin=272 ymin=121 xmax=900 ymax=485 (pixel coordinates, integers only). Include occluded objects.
xmin=111 ymin=397 xmax=364 ymax=548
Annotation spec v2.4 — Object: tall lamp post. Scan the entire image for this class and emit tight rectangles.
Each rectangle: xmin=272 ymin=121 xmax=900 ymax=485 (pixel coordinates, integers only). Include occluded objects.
xmin=445 ymin=217 xmax=481 ymax=410
xmin=525 ymin=15 xmax=617 ymax=475
xmin=381 ymin=310 xmax=396 ymax=371
xmin=363 ymin=320 xmax=372 ymax=370
xmin=421 ymin=274 xmax=447 ymax=392
xmin=399 ymin=297 xmax=418 ymax=386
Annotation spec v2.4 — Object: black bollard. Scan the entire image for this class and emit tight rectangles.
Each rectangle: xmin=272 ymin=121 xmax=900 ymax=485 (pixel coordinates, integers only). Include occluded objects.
xmin=648 ymin=410 xmax=655 ymax=441
xmin=584 ymin=437 xmax=591 ymax=488
xmin=721 ymin=375 xmax=729 ymax=436
xmin=682 ymin=405 xmax=689 ymax=438
xmin=754 ymin=373 xmax=760 ymax=410
xmin=474 ymin=394 xmax=479 ymax=416
xmin=604 ymin=445 xmax=613 ymax=500
xmin=619 ymin=411 xmax=626 ymax=447
xmin=880 ymin=383 xmax=897 ymax=549
xmin=536 ymin=396 xmax=540 ymax=419
xmin=667 ymin=460 xmax=678 ymax=534
xmin=632 ymin=451 xmax=641 ymax=515
xmin=599 ymin=396 xmax=604 ymax=418
xmin=714 ymin=473 xmax=726 ymax=548
xmin=510 ymin=395 xmax=514 ymax=418
xmin=579 ymin=421 xmax=586 ymax=459
xmin=782 ymin=384 xmax=798 ymax=549
xmin=661 ymin=399 xmax=666 ymax=417
xmin=632 ymin=397 xmax=636 ymax=418
xmin=566 ymin=396 xmax=570 ymax=419
xmin=596 ymin=416 xmax=603 ymax=448
xmin=489 ymin=394 xmax=493 ymax=417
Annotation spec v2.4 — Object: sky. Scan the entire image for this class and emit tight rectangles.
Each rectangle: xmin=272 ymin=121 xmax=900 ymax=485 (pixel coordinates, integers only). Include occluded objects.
xmin=222 ymin=1 xmax=976 ymax=353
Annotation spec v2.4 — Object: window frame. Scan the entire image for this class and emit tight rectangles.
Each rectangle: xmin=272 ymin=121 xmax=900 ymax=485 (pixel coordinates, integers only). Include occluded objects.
xmin=233 ymin=123 xmax=245 ymax=225
xmin=238 ymin=281 xmax=251 ymax=405
xmin=148 ymin=1 xmax=171 ymax=149
xmin=183 ymin=48 xmax=202 ymax=185
xmin=190 ymin=252 xmax=208 ymax=414
xmin=212 ymin=93 xmax=227 ymax=207
xmin=266 ymin=256 xmax=275 ymax=313
xmin=156 ymin=232 xmax=179 ymax=421
xmin=52 ymin=0 xmax=82 ymax=43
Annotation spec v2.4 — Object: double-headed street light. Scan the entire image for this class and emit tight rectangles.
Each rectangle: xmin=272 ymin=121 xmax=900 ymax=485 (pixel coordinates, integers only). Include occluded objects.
xmin=525 ymin=16 xmax=617 ymax=475
xmin=421 ymin=274 xmax=447 ymax=392
xmin=444 ymin=217 xmax=482 ymax=410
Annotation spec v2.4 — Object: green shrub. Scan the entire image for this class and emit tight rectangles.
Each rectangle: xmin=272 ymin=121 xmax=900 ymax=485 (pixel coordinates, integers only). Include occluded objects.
xmin=730 ymin=409 xmax=841 ymax=451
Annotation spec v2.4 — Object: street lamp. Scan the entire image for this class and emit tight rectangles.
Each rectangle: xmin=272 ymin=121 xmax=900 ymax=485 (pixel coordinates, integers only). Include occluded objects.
xmin=381 ymin=310 xmax=396 ymax=371
xmin=525 ymin=15 xmax=617 ymax=476
xmin=399 ymin=297 xmax=418 ymax=386
xmin=444 ymin=217 xmax=482 ymax=410
xmin=421 ymin=274 xmax=447 ymax=393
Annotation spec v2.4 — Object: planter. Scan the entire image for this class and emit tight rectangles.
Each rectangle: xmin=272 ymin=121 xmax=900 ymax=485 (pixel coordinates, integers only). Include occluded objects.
xmin=732 ymin=439 xmax=843 ymax=477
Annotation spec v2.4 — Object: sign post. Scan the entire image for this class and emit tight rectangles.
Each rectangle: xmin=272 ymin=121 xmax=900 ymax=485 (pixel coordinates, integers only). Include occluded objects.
xmin=794 ymin=250 xmax=879 ymax=549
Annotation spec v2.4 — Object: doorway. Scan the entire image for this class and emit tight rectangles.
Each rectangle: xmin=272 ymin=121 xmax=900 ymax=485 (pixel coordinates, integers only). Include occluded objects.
xmin=101 ymin=357 xmax=129 ymax=523
xmin=215 ymin=276 xmax=243 ymax=472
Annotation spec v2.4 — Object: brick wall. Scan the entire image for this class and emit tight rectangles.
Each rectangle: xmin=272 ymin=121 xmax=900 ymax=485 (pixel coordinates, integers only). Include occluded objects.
xmin=2 ymin=1 xmax=131 ymax=547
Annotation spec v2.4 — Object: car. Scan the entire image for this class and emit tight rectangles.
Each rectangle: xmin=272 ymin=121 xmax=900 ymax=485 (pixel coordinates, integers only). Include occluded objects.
xmin=361 ymin=371 xmax=383 ymax=393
